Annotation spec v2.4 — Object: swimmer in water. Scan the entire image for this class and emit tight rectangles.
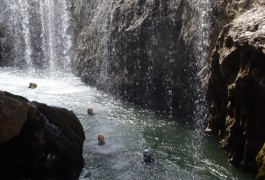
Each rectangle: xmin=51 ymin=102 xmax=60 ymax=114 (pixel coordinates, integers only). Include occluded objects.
xmin=28 ymin=83 xmax=37 ymax=89
xmin=142 ymin=148 xmax=154 ymax=165
xmin=87 ymin=108 xmax=95 ymax=116
xmin=98 ymin=133 xmax=105 ymax=145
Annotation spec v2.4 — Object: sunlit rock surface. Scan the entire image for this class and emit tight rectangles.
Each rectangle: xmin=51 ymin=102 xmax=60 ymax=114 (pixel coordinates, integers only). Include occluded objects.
xmin=0 ymin=92 xmax=29 ymax=143
xmin=0 ymin=91 xmax=85 ymax=179
xmin=72 ymin=0 xmax=200 ymax=116
xmin=256 ymin=143 xmax=265 ymax=180
xmin=207 ymin=5 xmax=265 ymax=173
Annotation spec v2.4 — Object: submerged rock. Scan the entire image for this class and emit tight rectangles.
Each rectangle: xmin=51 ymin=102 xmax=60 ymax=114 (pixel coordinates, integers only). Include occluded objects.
xmin=0 ymin=91 xmax=85 ymax=179
xmin=206 ymin=5 xmax=265 ymax=173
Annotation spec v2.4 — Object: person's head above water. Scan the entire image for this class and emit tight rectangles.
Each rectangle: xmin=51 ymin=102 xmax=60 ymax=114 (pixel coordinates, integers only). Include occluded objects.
xmin=98 ymin=133 xmax=105 ymax=145
xmin=143 ymin=148 xmax=150 ymax=157
xmin=143 ymin=148 xmax=153 ymax=163
xmin=87 ymin=108 xmax=94 ymax=115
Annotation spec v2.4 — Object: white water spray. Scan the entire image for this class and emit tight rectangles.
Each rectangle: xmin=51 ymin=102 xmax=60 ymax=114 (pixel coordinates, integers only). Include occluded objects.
xmin=18 ymin=0 xmax=32 ymax=66
xmin=39 ymin=0 xmax=56 ymax=70
xmin=190 ymin=0 xmax=212 ymax=169
xmin=195 ymin=0 xmax=212 ymax=70
xmin=194 ymin=0 xmax=211 ymax=129
xmin=85 ymin=2 xmax=111 ymax=88
xmin=3 ymin=0 xmax=31 ymax=65
xmin=60 ymin=0 xmax=73 ymax=70
xmin=2 ymin=0 xmax=73 ymax=71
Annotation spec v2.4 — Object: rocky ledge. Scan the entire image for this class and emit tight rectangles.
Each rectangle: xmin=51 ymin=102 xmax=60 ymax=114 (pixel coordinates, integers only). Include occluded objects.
xmin=0 ymin=91 xmax=85 ymax=179
xmin=206 ymin=6 xmax=265 ymax=177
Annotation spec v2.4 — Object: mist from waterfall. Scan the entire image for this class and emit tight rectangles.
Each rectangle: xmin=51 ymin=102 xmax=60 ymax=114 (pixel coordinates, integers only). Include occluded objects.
xmin=1 ymin=0 xmax=73 ymax=71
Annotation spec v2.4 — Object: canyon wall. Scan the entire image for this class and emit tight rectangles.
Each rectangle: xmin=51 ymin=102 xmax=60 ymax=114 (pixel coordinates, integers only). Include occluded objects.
xmin=71 ymin=0 xmax=206 ymax=117
xmin=206 ymin=2 xmax=265 ymax=178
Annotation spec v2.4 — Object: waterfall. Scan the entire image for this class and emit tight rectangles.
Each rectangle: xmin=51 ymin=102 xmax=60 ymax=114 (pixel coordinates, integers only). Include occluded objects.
xmin=18 ymin=0 xmax=32 ymax=66
xmin=190 ymin=0 xmax=212 ymax=171
xmin=1 ymin=0 xmax=73 ymax=71
xmin=77 ymin=1 xmax=112 ymax=89
xmin=97 ymin=2 xmax=111 ymax=90
xmin=194 ymin=0 xmax=211 ymax=135
xmin=195 ymin=0 xmax=212 ymax=71
xmin=40 ymin=0 xmax=56 ymax=70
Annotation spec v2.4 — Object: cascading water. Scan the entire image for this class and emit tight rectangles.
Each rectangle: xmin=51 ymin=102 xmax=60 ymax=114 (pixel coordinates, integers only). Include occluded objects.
xmin=189 ymin=0 xmax=212 ymax=175
xmin=97 ymin=3 xmax=111 ymax=90
xmin=0 ymin=0 xmax=255 ymax=179
xmin=40 ymin=0 xmax=56 ymax=69
xmin=18 ymin=0 xmax=32 ymax=66
xmin=74 ymin=1 xmax=112 ymax=89
xmin=1 ymin=0 xmax=73 ymax=71
xmin=193 ymin=0 xmax=212 ymax=141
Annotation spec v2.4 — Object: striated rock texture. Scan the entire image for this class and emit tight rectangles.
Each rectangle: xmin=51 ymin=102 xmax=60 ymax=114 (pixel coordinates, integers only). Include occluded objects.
xmin=211 ymin=0 xmax=255 ymax=27
xmin=0 ymin=91 xmax=85 ymax=179
xmin=209 ymin=0 xmax=255 ymax=48
xmin=72 ymin=0 xmax=204 ymax=116
xmin=207 ymin=5 xmax=265 ymax=173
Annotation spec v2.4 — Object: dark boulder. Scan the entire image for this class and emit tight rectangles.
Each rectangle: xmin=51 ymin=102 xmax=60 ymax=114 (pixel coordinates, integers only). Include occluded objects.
xmin=0 ymin=91 xmax=85 ymax=179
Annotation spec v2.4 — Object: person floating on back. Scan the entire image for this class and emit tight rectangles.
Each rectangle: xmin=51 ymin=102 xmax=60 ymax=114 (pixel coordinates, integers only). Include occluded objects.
xmin=98 ymin=133 xmax=105 ymax=145
xmin=28 ymin=83 xmax=37 ymax=89
xmin=143 ymin=148 xmax=154 ymax=165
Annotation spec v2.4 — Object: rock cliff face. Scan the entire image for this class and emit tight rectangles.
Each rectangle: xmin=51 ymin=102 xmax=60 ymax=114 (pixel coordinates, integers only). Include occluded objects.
xmin=0 ymin=91 xmax=85 ymax=179
xmin=206 ymin=5 xmax=265 ymax=173
xmin=72 ymin=0 xmax=204 ymax=116
xmin=209 ymin=0 xmax=255 ymax=48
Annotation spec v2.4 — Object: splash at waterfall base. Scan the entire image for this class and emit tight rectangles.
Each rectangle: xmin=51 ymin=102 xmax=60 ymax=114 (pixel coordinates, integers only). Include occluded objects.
xmin=0 ymin=91 xmax=85 ymax=179
xmin=206 ymin=6 xmax=265 ymax=179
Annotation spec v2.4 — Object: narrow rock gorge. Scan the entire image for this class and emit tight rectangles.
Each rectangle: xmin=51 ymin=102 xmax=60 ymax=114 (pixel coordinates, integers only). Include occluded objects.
xmin=0 ymin=0 xmax=264 ymax=178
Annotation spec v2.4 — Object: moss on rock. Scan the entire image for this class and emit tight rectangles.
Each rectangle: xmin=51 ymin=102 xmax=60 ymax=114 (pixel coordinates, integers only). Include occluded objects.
xmin=256 ymin=144 xmax=265 ymax=180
